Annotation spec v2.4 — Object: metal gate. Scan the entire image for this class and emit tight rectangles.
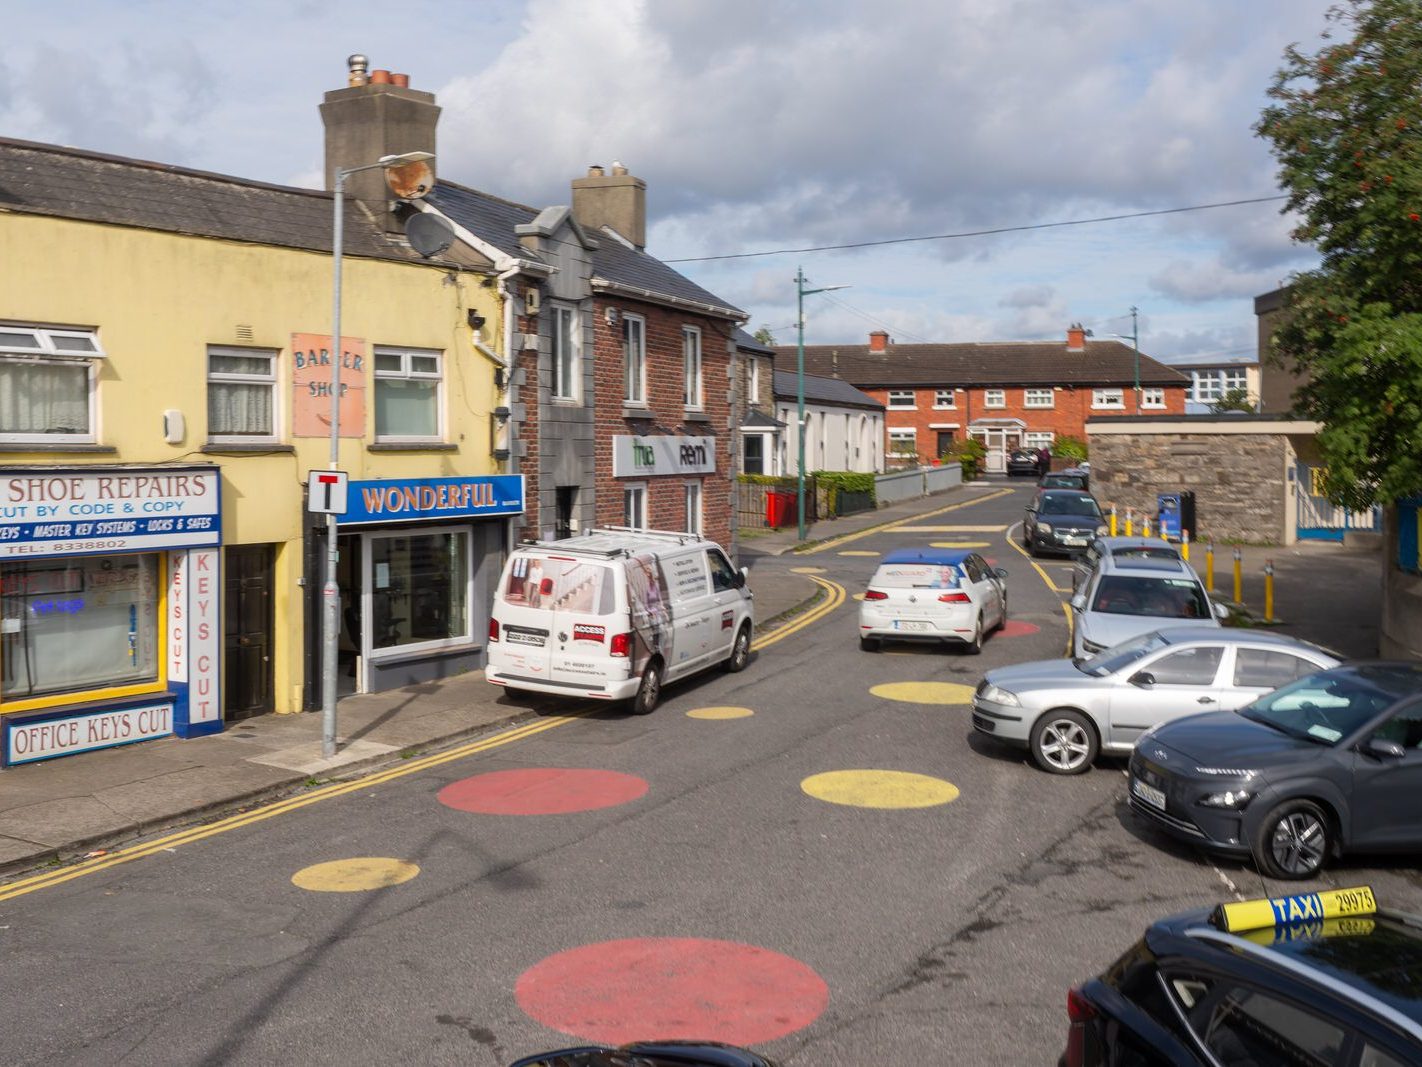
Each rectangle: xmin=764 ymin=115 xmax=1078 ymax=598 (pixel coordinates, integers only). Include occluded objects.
xmin=1295 ymin=463 xmax=1381 ymax=541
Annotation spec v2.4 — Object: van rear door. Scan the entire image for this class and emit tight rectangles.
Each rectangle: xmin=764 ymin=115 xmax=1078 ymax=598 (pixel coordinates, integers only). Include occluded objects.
xmin=539 ymin=555 xmax=622 ymax=690
xmin=494 ymin=552 xmax=557 ymax=681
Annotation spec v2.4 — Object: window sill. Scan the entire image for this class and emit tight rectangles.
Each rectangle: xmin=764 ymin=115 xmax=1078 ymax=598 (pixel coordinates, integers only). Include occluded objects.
xmin=202 ymin=442 xmax=294 ymax=454
xmin=621 ymin=406 xmax=654 ymax=420
xmin=0 ymin=443 xmax=116 ymax=454
xmin=368 ymin=442 xmax=459 ymax=452
xmin=682 ymin=411 xmax=712 ymax=424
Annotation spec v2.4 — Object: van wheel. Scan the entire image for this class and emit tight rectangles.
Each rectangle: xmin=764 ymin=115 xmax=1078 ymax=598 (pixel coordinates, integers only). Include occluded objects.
xmin=631 ymin=661 xmax=662 ymax=715
xmin=725 ymin=625 xmax=751 ymax=672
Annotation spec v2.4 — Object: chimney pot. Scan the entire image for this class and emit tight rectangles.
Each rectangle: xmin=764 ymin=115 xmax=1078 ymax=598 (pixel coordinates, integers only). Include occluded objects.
xmin=347 ymin=54 xmax=369 ymax=87
xmin=369 ymin=69 xmax=392 ymax=84
xmin=868 ymin=330 xmax=890 ymax=354
xmin=588 ymin=164 xmax=605 ymax=177
xmin=611 ymin=161 xmax=628 ymax=175
xmin=391 ymin=72 xmax=409 ymax=88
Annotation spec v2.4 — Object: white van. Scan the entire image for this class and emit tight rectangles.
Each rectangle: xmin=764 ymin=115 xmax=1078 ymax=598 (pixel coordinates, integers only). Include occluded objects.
xmin=485 ymin=527 xmax=754 ymax=714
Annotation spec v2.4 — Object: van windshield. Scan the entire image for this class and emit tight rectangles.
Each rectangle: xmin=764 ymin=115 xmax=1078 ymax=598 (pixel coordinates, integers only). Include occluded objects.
xmin=870 ymin=563 xmax=962 ymax=590
xmin=503 ymin=555 xmax=615 ymax=614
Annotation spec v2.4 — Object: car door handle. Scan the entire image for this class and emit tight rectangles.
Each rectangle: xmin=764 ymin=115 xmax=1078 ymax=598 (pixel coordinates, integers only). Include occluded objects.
xmin=1197 ymin=696 xmax=1215 ymax=704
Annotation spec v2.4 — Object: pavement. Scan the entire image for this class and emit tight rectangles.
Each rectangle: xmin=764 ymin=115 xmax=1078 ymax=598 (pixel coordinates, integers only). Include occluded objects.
xmin=0 ymin=477 xmax=1386 ymax=879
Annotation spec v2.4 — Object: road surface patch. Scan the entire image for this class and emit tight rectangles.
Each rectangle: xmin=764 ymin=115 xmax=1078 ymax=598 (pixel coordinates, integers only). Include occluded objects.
xmin=870 ymin=681 xmax=975 ymax=704
xmin=437 ymin=768 xmax=648 ymax=815
xmin=291 ymin=857 xmax=419 ymax=892
xmin=516 ymin=937 xmax=828 ymax=1045
xmin=998 ymin=620 xmax=1041 ymax=637
xmin=800 ymin=769 xmax=960 ymax=808
xmin=790 ymin=566 xmax=827 ymax=574
xmin=687 ymin=706 xmax=755 ymax=720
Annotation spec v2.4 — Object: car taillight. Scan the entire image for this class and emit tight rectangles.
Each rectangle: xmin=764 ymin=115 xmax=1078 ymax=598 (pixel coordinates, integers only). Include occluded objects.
xmin=610 ymin=632 xmax=632 ymax=657
xmin=863 ymin=590 xmax=888 ymax=600
xmin=488 ymin=617 xmax=500 ymax=642
xmin=1063 ymin=986 xmax=1096 ymax=1067
xmin=938 ymin=591 xmax=971 ymax=603
xmin=1066 ymin=987 xmax=1096 ymax=1022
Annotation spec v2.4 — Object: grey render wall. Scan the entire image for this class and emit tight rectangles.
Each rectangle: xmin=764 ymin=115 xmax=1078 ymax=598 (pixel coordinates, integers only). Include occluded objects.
xmin=1088 ymin=429 xmax=1289 ymax=543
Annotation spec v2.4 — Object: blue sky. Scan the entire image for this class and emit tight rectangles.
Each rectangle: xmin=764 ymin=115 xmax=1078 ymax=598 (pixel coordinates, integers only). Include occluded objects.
xmin=1 ymin=0 xmax=1335 ymax=362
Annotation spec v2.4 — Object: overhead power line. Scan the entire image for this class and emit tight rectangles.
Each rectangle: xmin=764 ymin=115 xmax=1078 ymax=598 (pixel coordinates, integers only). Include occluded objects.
xmin=664 ymin=195 xmax=1289 ymax=265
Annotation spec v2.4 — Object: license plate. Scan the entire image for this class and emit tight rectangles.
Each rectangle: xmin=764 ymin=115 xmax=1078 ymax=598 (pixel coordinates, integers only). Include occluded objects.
xmin=1064 ymin=536 xmax=1086 ymax=546
xmin=507 ymin=631 xmax=545 ymax=646
xmin=1131 ymin=778 xmax=1166 ymax=810
xmin=894 ymin=620 xmax=931 ymax=632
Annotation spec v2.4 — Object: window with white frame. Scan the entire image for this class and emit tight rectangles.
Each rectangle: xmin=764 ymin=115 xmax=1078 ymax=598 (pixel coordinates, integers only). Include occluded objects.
xmin=887 ymin=389 xmax=916 ymax=409
xmin=1190 ymin=370 xmax=1218 ymax=403
xmin=1222 ymin=368 xmax=1248 ymax=392
xmin=1024 ymin=431 xmax=1055 ymax=449
xmin=207 ymin=346 xmax=277 ymax=440
xmin=1092 ymin=388 xmax=1125 ymax=409
xmin=684 ymin=481 xmax=702 ymax=535
xmin=1142 ymin=386 xmax=1166 ymax=409
xmin=623 ymin=483 xmax=647 ymax=528
xmin=0 ymin=324 xmax=103 ymax=443
xmin=1024 ymin=388 xmax=1054 ymax=409
xmin=550 ymin=303 xmax=579 ymax=401
xmin=683 ymin=326 xmax=702 ymax=408
xmin=933 ymin=388 xmax=956 ymax=409
xmin=747 ymin=356 xmax=760 ymax=405
xmin=623 ymin=315 xmax=646 ymax=404
xmin=374 ymin=346 xmax=443 ymax=440
xmin=984 ymin=389 xmax=1006 ymax=408
xmin=888 ymin=428 xmax=917 ymax=456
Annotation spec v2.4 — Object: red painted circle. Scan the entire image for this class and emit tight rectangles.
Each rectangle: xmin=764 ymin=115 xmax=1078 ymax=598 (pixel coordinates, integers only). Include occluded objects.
xmin=437 ymin=768 xmax=648 ymax=815
xmin=999 ymin=620 xmax=1040 ymax=637
xmin=516 ymin=937 xmax=828 ymax=1045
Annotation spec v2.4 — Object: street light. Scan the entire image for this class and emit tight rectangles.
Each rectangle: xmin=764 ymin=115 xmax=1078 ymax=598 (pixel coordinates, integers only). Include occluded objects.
xmin=794 ymin=267 xmax=849 ymax=541
xmin=321 ymin=150 xmax=434 ymax=759
xmin=1112 ymin=306 xmax=1141 ymax=409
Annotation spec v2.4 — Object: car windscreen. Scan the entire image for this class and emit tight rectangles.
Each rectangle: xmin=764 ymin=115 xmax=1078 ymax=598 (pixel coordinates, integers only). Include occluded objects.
xmin=503 ymin=555 xmax=616 ymax=615
xmin=1041 ymin=475 xmax=1085 ymax=489
xmin=1237 ymin=670 xmax=1404 ymax=745
xmin=869 ymin=563 xmax=961 ymax=590
xmin=1089 ymin=575 xmax=1208 ymax=618
xmin=1039 ymin=494 xmax=1101 ymax=518
xmin=1080 ymin=629 xmax=1172 ymax=676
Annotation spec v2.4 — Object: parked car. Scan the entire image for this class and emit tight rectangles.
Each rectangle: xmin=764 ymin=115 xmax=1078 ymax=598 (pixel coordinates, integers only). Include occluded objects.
xmin=1023 ymin=489 xmax=1106 ymax=558
xmin=486 ymin=528 xmax=754 ymax=714
xmin=1007 ymin=447 xmax=1042 ymax=476
xmin=1071 ymin=534 xmax=1184 ymax=592
xmin=1129 ymin=661 xmax=1422 ymax=879
xmin=858 ymin=548 xmax=1007 ymax=654
xmin=1038 ymin=470 xmax=1088 ymax=491
xmin=971 ymin=627 xmax=1339 ymax=774
xmin=1062 ymin=886 xmax=1422 ymax=1065
xmin=1070 ymin=555 xmax=1225 ymax=659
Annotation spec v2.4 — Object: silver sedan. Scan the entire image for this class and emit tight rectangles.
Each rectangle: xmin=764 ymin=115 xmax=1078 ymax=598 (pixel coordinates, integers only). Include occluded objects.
xmin=970 ymin=627 xmax=1340 ymax=774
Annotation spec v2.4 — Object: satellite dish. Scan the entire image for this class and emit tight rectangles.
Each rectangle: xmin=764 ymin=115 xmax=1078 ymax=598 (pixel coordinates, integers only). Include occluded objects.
xmin=405 ymin=212 xmax=455 ymax=258
xmin=384 ymin=159 xmax=435 ymax=200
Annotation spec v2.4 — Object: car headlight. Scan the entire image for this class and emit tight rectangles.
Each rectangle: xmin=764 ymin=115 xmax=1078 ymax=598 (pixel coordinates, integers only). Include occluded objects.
xmin=1036 ymin=521 xmax=1052 ymax=535
xmin=978 ymin=683 xmax=1020 ymax=707
xmin=1198 ymin=789 xmax=1254 ymax=810
xmin=1196 ymin=767 xmax=1258 ymax=777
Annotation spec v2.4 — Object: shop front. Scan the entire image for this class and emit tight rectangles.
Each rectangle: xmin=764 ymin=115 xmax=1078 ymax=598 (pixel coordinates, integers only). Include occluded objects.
xmin=0 ymin=465 xmax=222 ymax=767
xmin=317 ymin=474 xmax=524 ymax=696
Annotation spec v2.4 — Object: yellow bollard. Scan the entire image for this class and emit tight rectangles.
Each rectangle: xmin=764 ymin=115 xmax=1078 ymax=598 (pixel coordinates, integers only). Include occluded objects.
xmin=1160 ymin=521 xmax=1169 ymax=541
xmin=1205 ymin=542 xmax=1214 ymax=592
xmin=1264 ymin=560 xmax=1275 ymax=622
xmin=1233 ymin=547 xmax=1243 ymax=604
xmin=1143 ymin=515 xmax=1151 ymax=538
xmin=1125 ymin=509 xmax=1134 ymax=537
xmin=1110 ymin=506 xmax=1118 ymax=536
xmin=1181 ymin=529 xmax=1190 ymax=563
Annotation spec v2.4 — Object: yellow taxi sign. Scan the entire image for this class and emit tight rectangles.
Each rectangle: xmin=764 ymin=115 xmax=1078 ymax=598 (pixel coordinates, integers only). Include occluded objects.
xmin=1212 ymin=885 xmax=1377 ymax=934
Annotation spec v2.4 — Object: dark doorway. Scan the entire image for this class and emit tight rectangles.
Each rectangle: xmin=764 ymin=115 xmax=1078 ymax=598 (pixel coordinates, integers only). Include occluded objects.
xmin=555 ymin=486 xmax=578 ymax=539
xmin=936 ymin=430 xmax=956 ymax=458
xmin=336 ymin=534 xmax=362 ymax=695
xmin=223 ymin=544 xmax=274 ymax=719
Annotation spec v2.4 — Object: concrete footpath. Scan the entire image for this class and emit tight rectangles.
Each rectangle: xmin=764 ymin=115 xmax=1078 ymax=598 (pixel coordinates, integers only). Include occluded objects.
xmin=0 ymin=480 xmax=1384 ymax=878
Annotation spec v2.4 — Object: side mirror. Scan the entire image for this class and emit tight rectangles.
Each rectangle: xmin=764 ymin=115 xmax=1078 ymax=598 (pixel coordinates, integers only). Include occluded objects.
xmin=735 ymin=568 xmax=748 ymax=589
xmin=1365 ymin=737 xmax=1406 ymax=760
xmin=1212 ymin=601 xmax=1230 ymax=621
xmin=1070 ymin=593 xmax=1086 ymax=612
xmin=1129 ymin=671 xmax=1157 ymax=688
xmin=995 ymin=567 xmax=1009 ymax=579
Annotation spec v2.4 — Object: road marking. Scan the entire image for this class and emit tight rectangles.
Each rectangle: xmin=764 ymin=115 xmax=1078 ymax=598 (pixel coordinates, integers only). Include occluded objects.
xmin=930 ymin=541 xmax=991 ymax=548
xmin=801 ymin=769 xmax=960 ymax=809
xmin=752 ymin=576 xmax=845 ymax=651
xmin=1004 ymin=521 xmax=1074 ymax=592
xmin=870 ymin=681 xmax=976 ymax=705
xmin=687 ymin=706 xmax=755 ymax=719
xmin=837 ymin=549 xmax=880 ymax=556
xmin=805 ymin=488 xmax=1014 ymax=554
xmin=894 ymin=525 xmax=1006 ymax=533
xmin=291 ymin=857 xmax=419 ymax=892
xmin=437 ymin=768 xmax=649 ymax=815
xmin=790 ymin=566 xmax=826 ymax=574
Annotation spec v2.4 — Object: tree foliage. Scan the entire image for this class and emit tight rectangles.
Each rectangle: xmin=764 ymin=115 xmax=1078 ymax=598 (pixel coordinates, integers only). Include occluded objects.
xmin=753 ymin=325 xmax=777 ymax=346
xmin=1211 ymin=387 xmax=1257 ymax=414
xmin=1256 ymin=0 xmax=1422 ymax=508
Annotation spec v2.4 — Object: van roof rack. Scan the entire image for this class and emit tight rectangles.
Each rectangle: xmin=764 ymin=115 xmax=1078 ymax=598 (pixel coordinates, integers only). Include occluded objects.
xmin=515 ymin=527 xmax=707 ymax=559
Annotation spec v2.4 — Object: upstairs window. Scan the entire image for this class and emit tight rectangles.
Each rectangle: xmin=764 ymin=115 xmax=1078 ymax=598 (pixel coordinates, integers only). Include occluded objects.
xmin=934 ymin=389 xmax=956 ymax=408
xmin=550 ymin=304 xmax=579 ymax=401
xmin=0 ymin=325 xmax=104 ymax=445
xmin=887 ymin=389 xmax=916 ymax=409
xmin=683 ymin=326 xmax=702 ymax=408
xmin=984 ymin=389 xmax=1006 ymax=408
xmin=1024 ymin=388 xmax=1054 ymax=408
xmin=1092 ymin=388 xmax=1125 ymax=409
xmin=207 ymin=346 xmax=277 ymax=441
xmin=623 ymin=314 xmax=646 ymax=404
xmin=374 ymin=346 xmax=443 ymax=440
xmin=1142 ymin=387 xmax=1166 ymax=409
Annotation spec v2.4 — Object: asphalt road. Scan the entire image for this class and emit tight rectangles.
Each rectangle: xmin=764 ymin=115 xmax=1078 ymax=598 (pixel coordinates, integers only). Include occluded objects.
xmin=3 ymin=481 xmax=1419 ymax=1066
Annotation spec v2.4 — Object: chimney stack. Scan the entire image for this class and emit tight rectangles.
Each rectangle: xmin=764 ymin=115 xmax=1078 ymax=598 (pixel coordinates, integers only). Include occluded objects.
xmin=572 ymin=160 xmax=647 ymax=250
xmin=320 ymin=54 xmax=439 ymax=233
xmin=1066 ymin=323 xmax=1087 ymax=352
xmin=868 ymin=330 xmax=890 ymax=353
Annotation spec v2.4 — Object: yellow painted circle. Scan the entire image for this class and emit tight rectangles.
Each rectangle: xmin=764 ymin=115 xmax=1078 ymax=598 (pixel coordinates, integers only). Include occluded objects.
xmin=291 ymin=857 xmax=420 ymax=893
xmin=801 ymin=769 xmax=960 ymax=809
xmin=930 ymin=541 xmax=990 ymax=548
xmin=791 ymin=566 xmax=827 ymax=574
xmin=687 ymin=706 xmax=755 ymax=720
xmin=870 ymin=681 xmax=977 ymax=705
xmin=838 ymin=550 xmax=880 ymax=557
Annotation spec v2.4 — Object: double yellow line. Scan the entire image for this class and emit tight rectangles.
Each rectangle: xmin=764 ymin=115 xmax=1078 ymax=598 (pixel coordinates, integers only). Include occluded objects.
xmin=0 ymin=577 xmax=847 ymax=905
xmin=803 ymin=487 xmax=1014 ymax=555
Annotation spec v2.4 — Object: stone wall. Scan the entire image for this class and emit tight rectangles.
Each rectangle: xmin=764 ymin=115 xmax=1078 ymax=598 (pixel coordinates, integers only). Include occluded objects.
xmin=1088 ymin=429 xmax=1289 ymax=543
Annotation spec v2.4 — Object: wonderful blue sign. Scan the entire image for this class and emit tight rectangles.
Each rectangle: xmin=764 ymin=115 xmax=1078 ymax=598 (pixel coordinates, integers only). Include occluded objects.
xmin=338 ymin=475 xmax=525 ymax=526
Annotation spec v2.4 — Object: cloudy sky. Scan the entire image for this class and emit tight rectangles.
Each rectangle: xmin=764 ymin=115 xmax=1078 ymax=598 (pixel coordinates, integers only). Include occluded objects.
xmin=2 ymin=0 xmax=1336 ymax=361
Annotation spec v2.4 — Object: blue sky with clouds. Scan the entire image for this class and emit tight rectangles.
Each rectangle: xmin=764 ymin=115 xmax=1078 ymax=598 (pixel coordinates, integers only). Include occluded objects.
xmin=2 ymin=0 xmax=1336 ymax=361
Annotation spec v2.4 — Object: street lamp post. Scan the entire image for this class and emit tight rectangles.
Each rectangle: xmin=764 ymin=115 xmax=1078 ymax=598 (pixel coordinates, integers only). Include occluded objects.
xmin=794 ymin=267 xmax=849 ymax=541
xmin=321 ymin=151 xmax=433 ymax=759
xmin=1111 ymin=306 xmax=1141 ymax=409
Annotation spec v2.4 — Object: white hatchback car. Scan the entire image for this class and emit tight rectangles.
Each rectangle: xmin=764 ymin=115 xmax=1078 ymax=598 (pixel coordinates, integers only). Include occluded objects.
xmin=859 ymin=548 xmax=1008 ymax=654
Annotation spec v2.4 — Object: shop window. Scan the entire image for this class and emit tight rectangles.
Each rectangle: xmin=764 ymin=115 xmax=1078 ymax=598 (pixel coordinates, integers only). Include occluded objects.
xmin=1024 ymin=388 xmax=1054 ymax=408
xmin=2 ymin=554 xmax=160 ymax=700
xmin=374 ymin=346 xmax=443 ymax=441
xmin=369 ymin=530 xmax=469 ymax=651
xmin=550 ymin=304 xmax=579 ymax=401
xmin=0 ymin=324 xmax=103 ymax=444
xmin=623 ymin=315 xmax=646 ymax=405
xmin=683 ymin=326 xmax=702 ymax=409
xmin=207 ymin=346 xmax=277 ymax=440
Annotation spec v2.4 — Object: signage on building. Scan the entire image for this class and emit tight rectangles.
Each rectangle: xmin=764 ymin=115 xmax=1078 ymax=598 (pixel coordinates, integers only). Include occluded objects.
xmin=167 ymin=548 xmax=221 ymax=730
xmin=338 ymin=475 xmax=525 ymax=526
xmin=291 ymin=333 xmax=367 ymax=438
xmin=0 ymin=466 xmax=221 ymax=558
xmin=612 ymin=435 xmax=716 ymax=478
xmin=5 ymin=703 xmax=175 ymax=765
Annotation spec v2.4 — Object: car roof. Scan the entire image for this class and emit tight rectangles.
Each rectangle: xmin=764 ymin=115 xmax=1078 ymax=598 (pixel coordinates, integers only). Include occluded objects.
xmin=1096 ymin=536 xmax=1180 ymax=552
xmin=880 ymin=548 xmax=973 ymax=566
xmin=1145 ymin=625 xmax=1332 ymax=652
xmin=1095 ymin=556 xmax=1195 ymax=577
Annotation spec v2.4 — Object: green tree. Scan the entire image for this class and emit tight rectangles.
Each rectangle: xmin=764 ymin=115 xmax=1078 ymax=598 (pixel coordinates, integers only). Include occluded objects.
xmin=1256 ymin=0 xmax=1422 ymax=509
xmin=753 ymin=325 xmax=777 ymax=346
xmin=1211 ymin=387 xmax=1257 ymax=414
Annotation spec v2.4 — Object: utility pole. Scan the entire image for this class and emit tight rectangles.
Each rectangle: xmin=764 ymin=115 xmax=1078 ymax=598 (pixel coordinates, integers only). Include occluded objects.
xmin=794 ymin=268 xmax=848 ymax=541
xmin=1130 ymin=305 xmax=1140 ymax=408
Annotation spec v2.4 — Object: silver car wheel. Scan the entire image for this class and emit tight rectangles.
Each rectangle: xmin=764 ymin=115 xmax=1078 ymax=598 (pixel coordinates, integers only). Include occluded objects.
xmin=1269 ymin=810 xmax=1326 ymax=877
xmin=1031 ymin=712 xmax=1097 ymax=774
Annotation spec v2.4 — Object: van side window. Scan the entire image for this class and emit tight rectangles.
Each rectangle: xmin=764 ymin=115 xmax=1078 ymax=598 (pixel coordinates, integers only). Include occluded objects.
xmin=708 ymin=550 xmax=738 ymax=593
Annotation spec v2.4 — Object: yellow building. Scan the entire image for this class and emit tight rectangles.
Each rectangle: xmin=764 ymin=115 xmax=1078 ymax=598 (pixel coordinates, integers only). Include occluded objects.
xmin=0 ymin=135 xmax=512 ymax=765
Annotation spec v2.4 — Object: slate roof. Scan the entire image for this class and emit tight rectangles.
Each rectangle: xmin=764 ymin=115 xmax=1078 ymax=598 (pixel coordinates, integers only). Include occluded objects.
xmin=0 ymin=136 xmax=423 ymax=262
xmin=782 ymin=339 xmax=1188 ymax=388
xmin=734 ymin=328 xmax=776 ymax=357
xmin=773 ymin=369 xmax=884 ymax=411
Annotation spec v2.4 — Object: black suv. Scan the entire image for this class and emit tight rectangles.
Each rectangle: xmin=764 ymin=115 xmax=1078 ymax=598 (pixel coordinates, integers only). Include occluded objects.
xmin=1007 ymin=447 xmax=1042 ymax=476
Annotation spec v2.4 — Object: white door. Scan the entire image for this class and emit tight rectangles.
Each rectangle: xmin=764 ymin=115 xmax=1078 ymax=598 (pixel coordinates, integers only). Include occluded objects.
xmin=660 ymin=550 xmax=715 ymax=674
